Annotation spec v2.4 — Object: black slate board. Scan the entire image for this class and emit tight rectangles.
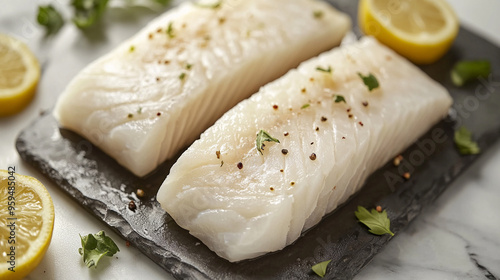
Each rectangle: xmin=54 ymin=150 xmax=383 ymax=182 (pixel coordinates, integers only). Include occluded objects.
xmin=16 ymin=1 xmax=500 ymax=279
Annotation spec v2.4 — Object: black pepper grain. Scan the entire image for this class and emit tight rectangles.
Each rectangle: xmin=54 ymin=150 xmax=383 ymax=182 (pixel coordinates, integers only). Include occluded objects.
xmin=284 ymin=132 xmax=289 ymax=136
xmin=216 ymin=150 xmax=221 ymax=159
xmin=362 ymin=101 xmax=369 ymax=107
xmin=273 ymin=104 xmax=279 ymax=110
xmin=359 ymin=121 xmax=364 ymax=126
xmin=281 ymin=149 xmax=288 ymax=155
xmin=128 ymin=201 xmax=137 ymax=212
xmin=157 ymin=112 xmax=162 ymax=116
xmin=321 ymin=116 xmax=327 ymax=122
xmin=136 ymin=189 xmax=145 ymax=198
xmin=315 ymin=127 xmax=319 ymax=131
xmin=309 ymin=153 xmax=317 ymax=160
xmin=237 ymin=162 xmax=243 ymax=169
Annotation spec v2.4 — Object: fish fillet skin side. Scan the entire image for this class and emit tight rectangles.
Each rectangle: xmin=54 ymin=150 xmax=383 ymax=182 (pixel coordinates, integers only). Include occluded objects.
xmin=53 ymin=0 xmax=351 ymax=177
xmin=157 ymin=37 xmax=453 ymax=262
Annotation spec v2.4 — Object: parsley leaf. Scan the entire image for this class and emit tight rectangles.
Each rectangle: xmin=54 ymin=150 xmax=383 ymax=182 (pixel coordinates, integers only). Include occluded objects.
xmin=312 ymin=260 xmax=331 ymax=278
xmin=71 ymin=0 xmax=109 ymax=29
xmin=256 ymin=130 xmax=280 ymax=155
xmin=454 ymin=126 xmax=480 ymax=155
xmin=37 ymin=5 xmax=65 ymax=35
xmin=358 ymin=72 xmax=379 ymax=91
xmin=355 ymin=206 xmax=394 ymax=236
xmin=334 ymin=95 xmax=346 ymax=103
xmin=78 ymin=231 xmax=119 ymax=268
xmin=316 ymin=66 xmax=332 ymax=73
xmin=301 ymin=104 xmax=310 ymax=109
xmin=451 ymin=60 xmax=491 ymax=87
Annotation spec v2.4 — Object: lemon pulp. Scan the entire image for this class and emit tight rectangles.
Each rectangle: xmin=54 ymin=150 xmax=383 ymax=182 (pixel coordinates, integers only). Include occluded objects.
xmin=0 ymin=170 xmax=54 ymax=280
xmin=0 ymin=34 xmax=41 ymax=117
xmin=359 ymin=0 xmax=459 ymax=64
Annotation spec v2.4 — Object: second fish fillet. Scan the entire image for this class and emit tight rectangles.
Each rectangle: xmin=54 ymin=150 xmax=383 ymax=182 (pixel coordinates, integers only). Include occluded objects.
xmin=53 ymin=0 xmax=351 ymax=176
xmin=157 ymin=37 xmax=453 ymax=262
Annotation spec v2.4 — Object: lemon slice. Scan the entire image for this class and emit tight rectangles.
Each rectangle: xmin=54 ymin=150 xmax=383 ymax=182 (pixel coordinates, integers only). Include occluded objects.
xmin=358 ymin=0 xmax=459 ymax=64
xmin=0 ymin=34 xmax=41 ymax=117
xmin=0 ymin=170 xmax=55 ymax=280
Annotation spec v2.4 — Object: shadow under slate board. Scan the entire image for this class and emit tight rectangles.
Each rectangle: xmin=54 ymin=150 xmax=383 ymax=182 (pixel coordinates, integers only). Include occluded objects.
xmin=16 ymin=0 xmax=500 ymax=279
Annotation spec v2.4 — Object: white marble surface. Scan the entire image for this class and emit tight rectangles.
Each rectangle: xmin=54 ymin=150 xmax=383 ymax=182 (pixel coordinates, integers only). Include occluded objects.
xmin=0 ymin=0 xmax=499 ymax=279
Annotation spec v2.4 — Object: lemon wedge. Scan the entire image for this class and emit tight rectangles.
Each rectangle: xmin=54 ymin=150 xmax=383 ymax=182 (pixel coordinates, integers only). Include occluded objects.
xmin=0 ymin=34 xmax=41 ymax=117
xmin=0 ymin=170 xmax=55 ymax=280
xmin=358 ymin=0 xmax=459 ymax=64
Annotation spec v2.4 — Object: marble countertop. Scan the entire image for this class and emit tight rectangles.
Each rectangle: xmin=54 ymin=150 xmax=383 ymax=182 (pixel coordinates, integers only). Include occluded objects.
xmin=1 ymin=0 xmax=499 ymax=279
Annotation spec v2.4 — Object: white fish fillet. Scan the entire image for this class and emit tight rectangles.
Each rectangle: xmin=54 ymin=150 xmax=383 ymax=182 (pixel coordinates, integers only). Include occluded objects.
xmin=157 ymin=37 xmax=453 ymax=262
xmin=53 ymin=0 xmax=351 ymax=176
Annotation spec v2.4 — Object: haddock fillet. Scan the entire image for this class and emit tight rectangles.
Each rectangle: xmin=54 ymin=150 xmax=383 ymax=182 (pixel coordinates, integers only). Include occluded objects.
xmin=53 ymin=0 xmax=351 ymax=176
xmin=157 ymin=37 xmax=453 ymax=262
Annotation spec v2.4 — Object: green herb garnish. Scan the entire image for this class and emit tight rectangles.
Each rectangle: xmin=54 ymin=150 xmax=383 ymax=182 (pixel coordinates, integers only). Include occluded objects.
xmin=179 ymin=72 xmax=186 ymax=80
xmin=37 ymin=0 xmax=170 ymax=34
xmin=451 ymin=60 xmax=491 ymax=87
xmin=256 ymin=130 xmax=280 ymax=155
xmin=355 ymin=206 xmax=394 ymax=236
xmin=454 ymin=126 xmax=480 ymax=155
xmin=316 ymin=66 xmax=332 ymax=73
xmin=167 ymin=22 xmax=175 ymax=38
xmin=334 ymin=95 xmax=346 ymax=103
xmin=78 ymin=231 xmax=119 ymax=268
xmin=195 ymin=1 xmax=222 ymax=9
xmin=137 ymin=107 xmax=143 ymax=114
xmin=129 ymin=45 xmax=135 ymax=52
xmin=186 ymin=64 xmax=193 ymax=70
xmin=313 ymin=10 xmax=324 ymax=19
xmin=37 ymin=5 xmax=65 ymax=35
xmin=71 ymin=0 xmax=109 ymax=29
xmin=311 ymin=260 xmax=331 ymax=278
xmin=301 ymin=104 xmax=310 ymax=109
xmin=358 ymin=72 xmax=379 ymax=91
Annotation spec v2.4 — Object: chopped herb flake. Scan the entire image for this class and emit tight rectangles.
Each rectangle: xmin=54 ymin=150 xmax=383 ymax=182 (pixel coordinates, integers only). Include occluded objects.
xmin=167 ymin=22 xmax=175 ymax=38
xmin=195 ymin=1 xmax=222 ymax=9
xmin=301 ymin=104 xmax=310 ymax=109
xmin=137 ymin=107 xmax=142 ymax=114
xmin=312 ymin=260 xmax=331 ymax=278
xmin=256 ymin=130 xmax=280 ymax=155
xmin=451 ymin=60 xmax=491 ymax=87
xmin=358 ymin=72 xmax=379 ymax=91
xmin=454 ymin=126 xmax=480 ymax=155
xmin=313 ymin=10 xmax=324 ymax=19
xmin=334 ymin=95 xmax=346 ymax=103
xmin=186 ymin=64 xmax=193 ymax=70
xmin=179 ymin=72 xmax=186 ymax=80
xmin=316 ymin=66 xmax=332 ymax=73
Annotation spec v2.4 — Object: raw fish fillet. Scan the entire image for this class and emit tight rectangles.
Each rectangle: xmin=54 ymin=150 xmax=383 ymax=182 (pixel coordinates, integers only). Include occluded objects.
xmin=53 ymin=0 xmax=351 ymax=176
xmin=157 ymin=37 xmax=453 ymax=262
